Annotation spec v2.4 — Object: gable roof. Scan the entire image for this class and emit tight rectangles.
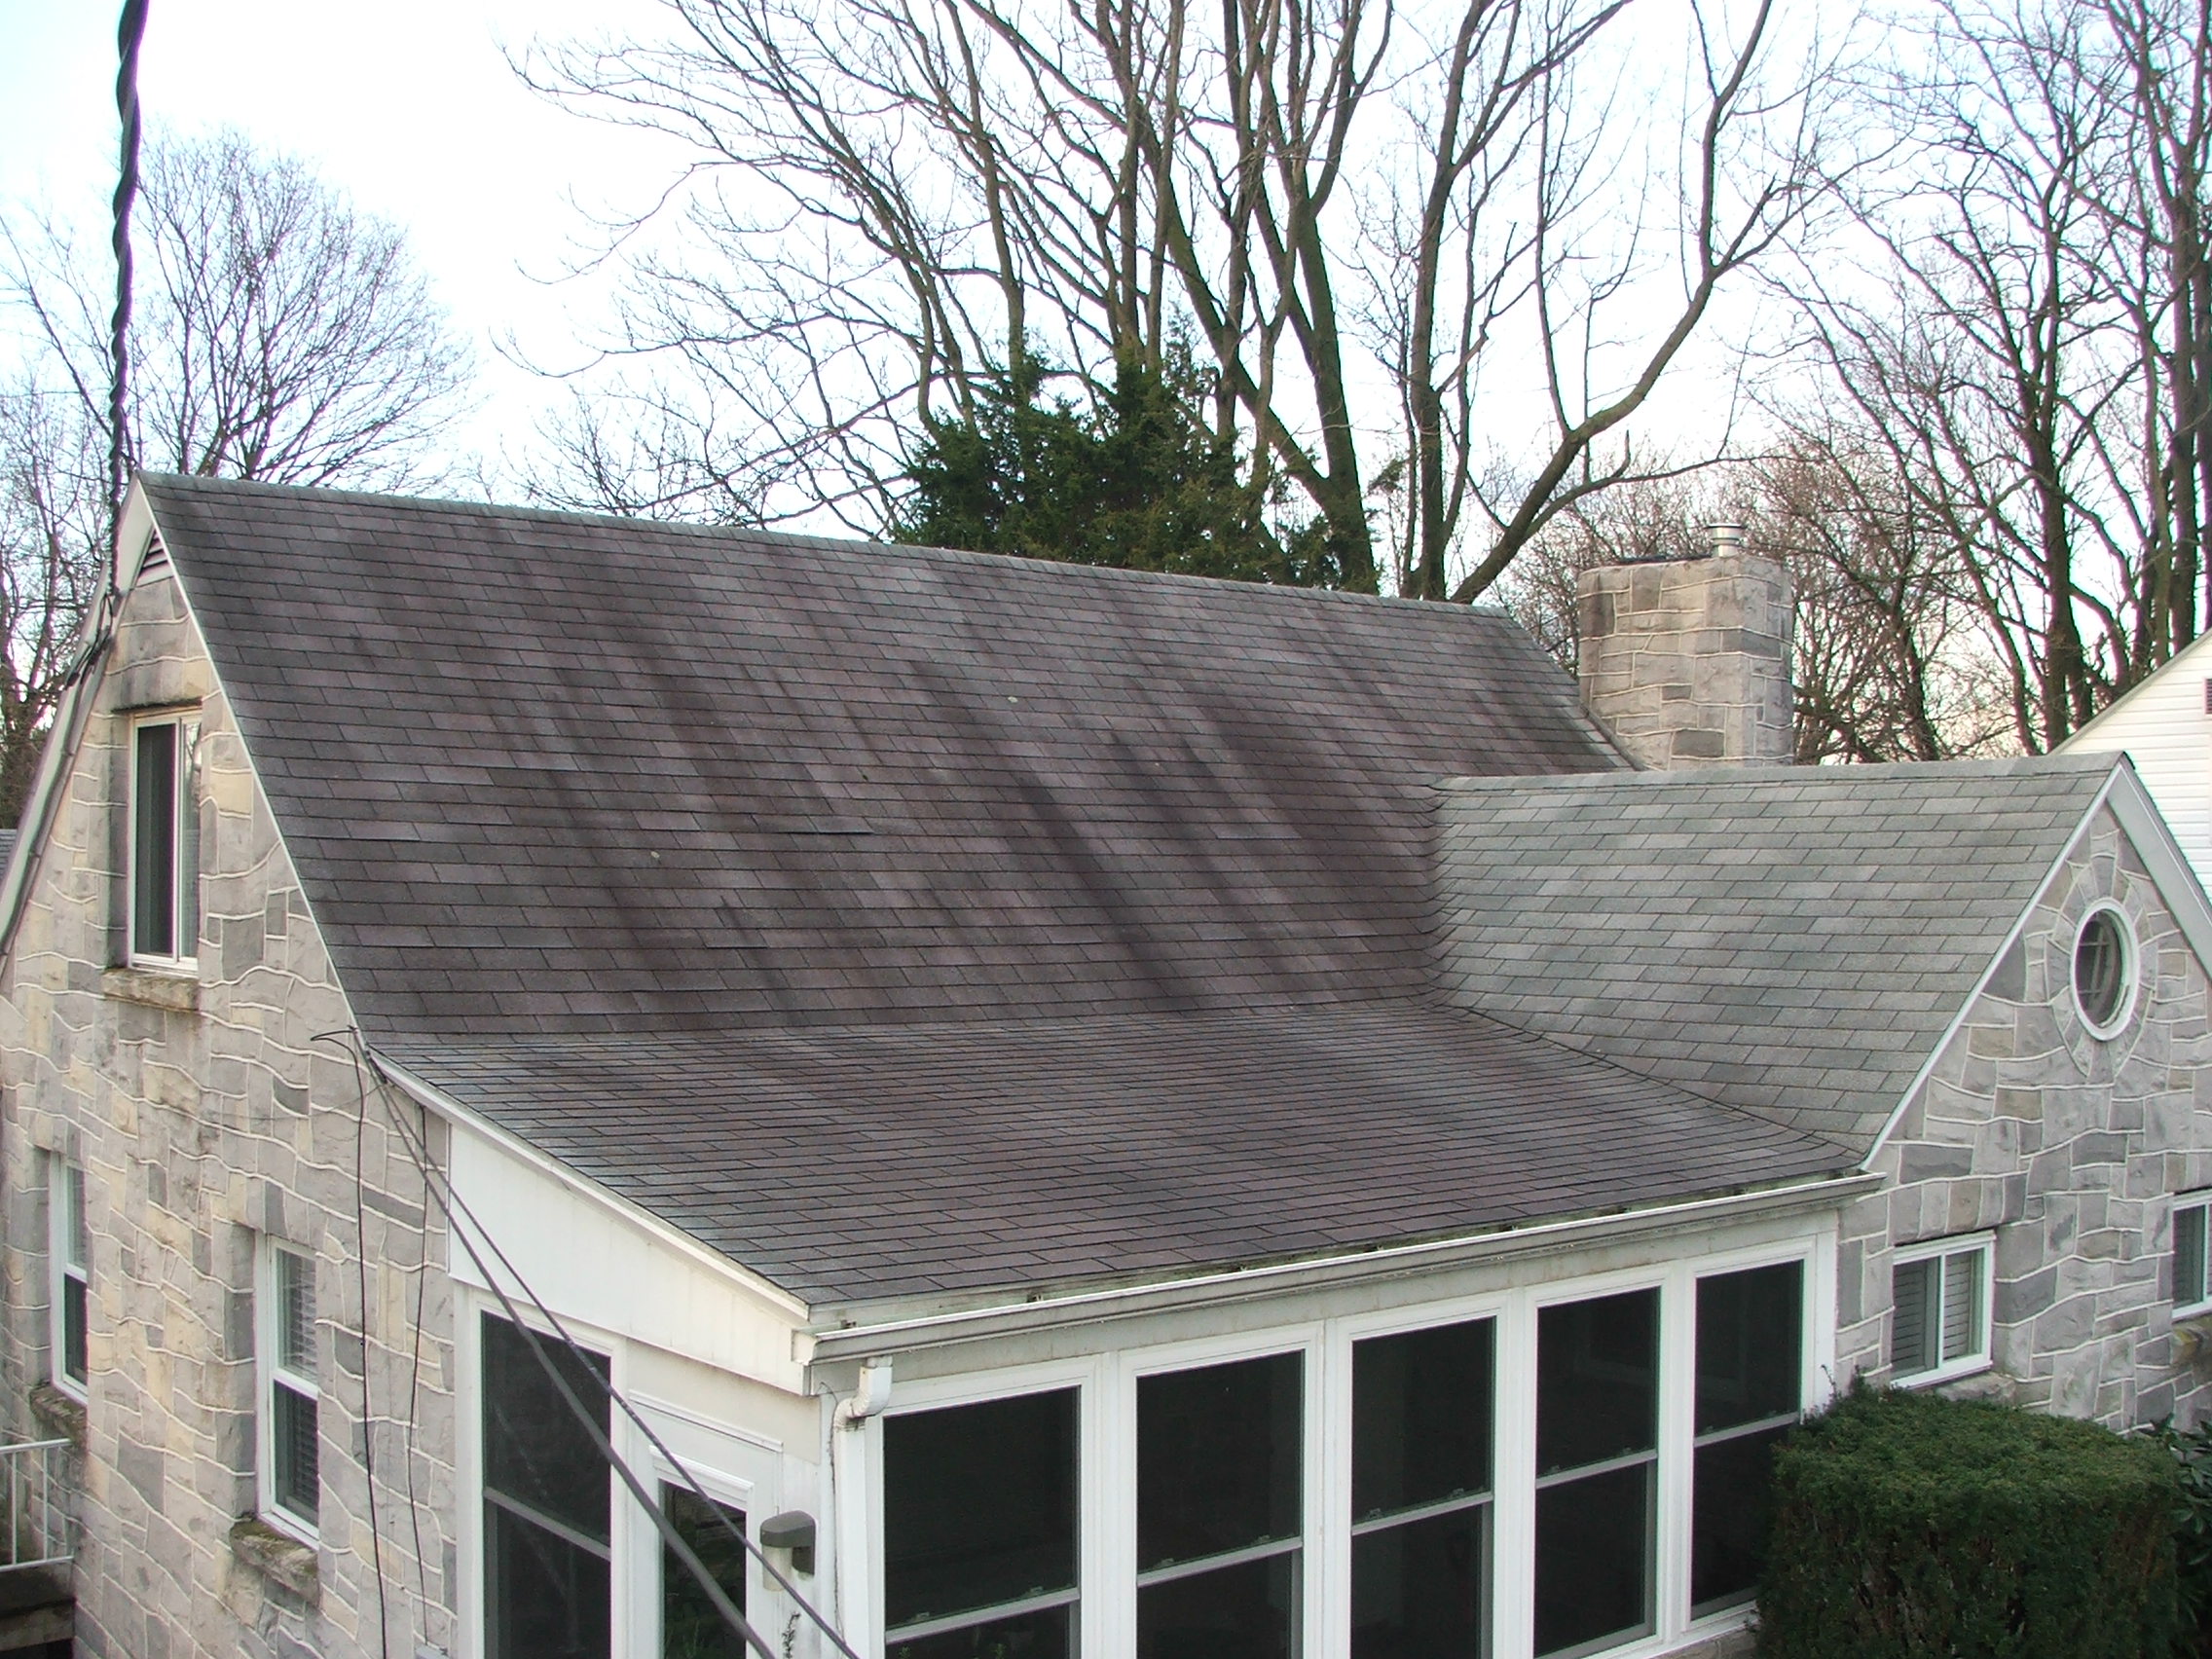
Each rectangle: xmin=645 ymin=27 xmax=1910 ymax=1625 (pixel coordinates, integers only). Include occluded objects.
xmin=121 ymin=475 xmax=1859 ymax=1308
xmin=1433 ymin=756 xmax=2136 ymax=1150
xmin=139 ymin=473 xmax=1624 ymax=1036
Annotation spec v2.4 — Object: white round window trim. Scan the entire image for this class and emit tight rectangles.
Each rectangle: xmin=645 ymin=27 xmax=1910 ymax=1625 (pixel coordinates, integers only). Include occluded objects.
xmin=2071 ymin=902 xmax=2138 ymax=1039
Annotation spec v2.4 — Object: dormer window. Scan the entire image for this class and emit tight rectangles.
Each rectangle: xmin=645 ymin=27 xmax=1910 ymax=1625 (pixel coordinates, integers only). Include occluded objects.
xmin=129 ymin=714 xmax=202 ymax=968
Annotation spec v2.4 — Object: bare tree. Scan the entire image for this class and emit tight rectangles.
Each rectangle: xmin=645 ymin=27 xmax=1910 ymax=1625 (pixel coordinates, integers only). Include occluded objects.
xmin=5 ymin=130 xmax=472 ymax=490
xmin=526 ymin=0 xmax=1829 ymax=596
xmin=0 ymin=130 xmax=473 ymax=822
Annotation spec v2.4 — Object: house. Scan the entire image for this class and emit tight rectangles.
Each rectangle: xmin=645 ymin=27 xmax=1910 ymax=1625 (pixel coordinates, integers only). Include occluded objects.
xmin=2059 ymin=632 xmax=2212 ymax=893
xmin=3 ymin=476 xmax=2212 ymax=1659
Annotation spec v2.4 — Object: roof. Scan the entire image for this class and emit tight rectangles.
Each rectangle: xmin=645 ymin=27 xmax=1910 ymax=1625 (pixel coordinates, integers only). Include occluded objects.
xmin=1433 ymin=756 xmax=2121 ymax=1149
xmin=376 ymin=1004 xmax=1844 ymax=1309
xmin=139 ymin=474 xmax=1621 ymax=1036
xmin=127 ymin=475 xmax=1857 ymax=1307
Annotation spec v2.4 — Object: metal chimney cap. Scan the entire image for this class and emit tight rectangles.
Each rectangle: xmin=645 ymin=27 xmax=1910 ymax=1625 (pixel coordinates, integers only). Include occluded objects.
xmin=1707 ymin=522 xmax=1748 ymax=556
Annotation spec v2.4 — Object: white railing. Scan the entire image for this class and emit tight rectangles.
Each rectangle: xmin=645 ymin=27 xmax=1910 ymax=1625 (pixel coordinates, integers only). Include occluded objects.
xmin=0 ymin=1439 xmax=74 ymax=1571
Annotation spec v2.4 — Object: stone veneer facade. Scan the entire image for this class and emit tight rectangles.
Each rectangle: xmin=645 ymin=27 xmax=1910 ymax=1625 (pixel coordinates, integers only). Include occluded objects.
xmin=0 ymin=561 xmax=456 ymax=1659
xmin=1839 ymin=805 xmax=2212 ymax=1426
xmin=1576 ymin=552 xmax=1795 ymax=768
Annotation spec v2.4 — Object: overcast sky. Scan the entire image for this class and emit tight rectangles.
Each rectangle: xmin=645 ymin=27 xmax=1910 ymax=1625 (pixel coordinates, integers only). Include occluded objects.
xmin=0 ymin=0 xmax=690 ymax=478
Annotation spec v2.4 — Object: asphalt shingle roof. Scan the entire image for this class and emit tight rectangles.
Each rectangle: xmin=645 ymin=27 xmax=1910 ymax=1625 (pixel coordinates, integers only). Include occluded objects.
xmin=135 ymin=475 xmax=1860 ymax=1306
xmin=376 ymin=1004 xmax=1844 ymax=1308
xmin=1434 ymin=756 xmax=2120 ymax=1150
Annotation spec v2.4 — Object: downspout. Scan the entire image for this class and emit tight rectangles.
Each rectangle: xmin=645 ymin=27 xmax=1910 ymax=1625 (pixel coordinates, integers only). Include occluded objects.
xmin=826 ymin=1358 xmax=892 ymax=1654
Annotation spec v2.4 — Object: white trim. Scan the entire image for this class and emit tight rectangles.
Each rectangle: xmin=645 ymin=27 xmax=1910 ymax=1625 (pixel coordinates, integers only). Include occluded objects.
xmin=256 ymin=1237 xmax=320 ymax=1544
xmin=1888 ymin=1233 xmax=1996 ymax=1388
xmin=45 ymin=1156 xmax=87 ymax=1403
xmin=370 ymin=1052 xmax=811 ymax=1323
xmin=126 ymin=710 xmax=203 ymax=972
xmin=810 ymin=1174 xmax=1874 ymax=1363
xmin=2071 ymin=898 xmax=2141 ymax=1039
xmin=2174 ymin=1196 xmax=2212 ymax=1317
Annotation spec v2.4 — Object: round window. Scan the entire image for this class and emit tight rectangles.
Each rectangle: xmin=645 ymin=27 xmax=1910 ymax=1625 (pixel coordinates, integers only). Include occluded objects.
xmin=2072 ymin=905 xmax=2134 ymax=1036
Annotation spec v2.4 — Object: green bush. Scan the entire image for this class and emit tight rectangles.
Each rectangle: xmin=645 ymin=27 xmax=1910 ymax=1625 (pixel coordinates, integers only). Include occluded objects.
xmin=2149 ymin=1419 xmax=2212 ymax=1654
xmin=1757 ymin=1383 xmax=2179 ymax=1659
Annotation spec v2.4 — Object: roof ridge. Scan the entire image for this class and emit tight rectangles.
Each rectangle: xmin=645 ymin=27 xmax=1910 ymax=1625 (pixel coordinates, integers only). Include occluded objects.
xmin=137 ymin=470 xmax=1522 ymax=623
xmin=1435 ymin=753 xmax=2117 ymax=792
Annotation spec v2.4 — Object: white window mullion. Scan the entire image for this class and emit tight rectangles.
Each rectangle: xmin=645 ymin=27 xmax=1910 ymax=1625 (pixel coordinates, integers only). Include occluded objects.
xmin=1316 ymin=1320 xmax=1351 ymax=1659
xmin=1492 ymin=1291 xmax=1539 ymax=1659
xmin=1655 ymin=1264 xmax=1696 ymax=1644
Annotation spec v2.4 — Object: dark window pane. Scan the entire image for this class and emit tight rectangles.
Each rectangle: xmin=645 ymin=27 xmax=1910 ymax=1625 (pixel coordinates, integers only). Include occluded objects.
xmin=1138 ymin=1354 xmax=1302 ymax=1570
xmin=2182 ymin=1206 xmax=2209 ymax=1307
xmin=1692 ymin=1423 xmax=1790 ymax=1615
xmin=1695 ymin=1264 xmax=1802 ymax=1433
xmin=1353 ymin=1320 xmax=1493 ymax=1520
xmin=273 ymin=1382 xmax=318 ymax=1525
xmin=61 ymin=1276 xmax=86 ymax=1384
xmin=884 ymin=1389 xmax=1078 ymax=1630
xmin=482 ymin=1312 xmax=611 ymax=1543
xmin=1536 ymin=1291 xmax=1657 ymax=1475
xmin=888 ymin=1606 xmax=1073 ymax=1659
xmin=1136 ymin=1552 xmax=1297 ymax=1659
xmin=1892 ymin=1257 xmax=1937 ymax=1375
xmin=1534 ymin=1463 xmax=1653 ymax=1657
xmin=1352 ymin=1505 xmax=1484 ymax=1659
xmin=133 ymin=723 xmax=176 ymax=956
xmin=662 ymin=1485 xmax=746 ymax=1659
xmin=1941 ymin=1251 xmax=1982 ymax=1363
xmin=487 ymin=1501 xmax=610 ymax=1659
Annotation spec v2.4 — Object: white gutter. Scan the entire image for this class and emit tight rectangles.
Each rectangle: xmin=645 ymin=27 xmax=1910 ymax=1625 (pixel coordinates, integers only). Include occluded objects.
xmin=807 ymin=1170 xmax=1880 ymax=1363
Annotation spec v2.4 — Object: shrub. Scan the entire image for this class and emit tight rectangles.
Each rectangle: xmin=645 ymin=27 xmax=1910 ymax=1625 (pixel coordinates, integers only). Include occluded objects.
xmin=1757 ymin=1383 xmax=2179 ymax=1659
xmin=2149 ymin=1419 xmax=2212 ymax=1654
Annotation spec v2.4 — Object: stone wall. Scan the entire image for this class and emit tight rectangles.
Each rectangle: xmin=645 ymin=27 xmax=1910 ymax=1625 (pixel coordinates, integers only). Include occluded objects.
xmin=0 ymin=562 xmax=457 ymax=1659
xmin=1839 ymin=806 xmax=2212 ymax=1427
xmin=1575 ymin=553 xmax=1794 ymax=768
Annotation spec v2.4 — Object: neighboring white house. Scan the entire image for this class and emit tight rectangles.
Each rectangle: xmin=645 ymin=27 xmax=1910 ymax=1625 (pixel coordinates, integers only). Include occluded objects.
xmin=2061 ymin=628 xmax=2212 ymax=891
xmin=6 ymin=479 xmax=2212 ymax=1659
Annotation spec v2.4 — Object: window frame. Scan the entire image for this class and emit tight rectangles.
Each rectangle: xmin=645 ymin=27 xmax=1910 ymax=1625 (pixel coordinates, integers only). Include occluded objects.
xmin=46 ymin=1158 xmax=88 ymax=1401
xmin=2071 ymin=900 xmax=2139 ymax=1040
xmin=257 ymin=1238 xmax=321 ymax=1543
xmin=2176 ymin=1197 xmax=2212 ymax=1318
xmin=1889 ymin=1232 xmax=1996 ymax=1387
xmin=127 ymin=710 xmax=202 ymax=971
xmin=859 ymin=1235 xmax=1827 ymax=1659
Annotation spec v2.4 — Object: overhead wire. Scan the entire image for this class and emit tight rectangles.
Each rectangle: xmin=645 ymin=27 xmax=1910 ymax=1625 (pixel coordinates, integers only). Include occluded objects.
xmin=341 ymin=1031 xmax=867 ymax=1659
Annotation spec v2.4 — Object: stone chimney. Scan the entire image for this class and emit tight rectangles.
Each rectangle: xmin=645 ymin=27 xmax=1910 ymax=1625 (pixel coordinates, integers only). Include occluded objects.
xmin=1575 ymin=524 xmax=1794 ymax=768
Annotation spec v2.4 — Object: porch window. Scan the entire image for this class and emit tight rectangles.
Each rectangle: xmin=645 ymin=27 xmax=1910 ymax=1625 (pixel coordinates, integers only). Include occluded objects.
xmin=884 ymin=1387 xmax=1078 ymax=1658
xmin=2177 ymin=1198 xmax=2212 ymax=1315
xmin=261 ymin=1242 xmax=320 ymax=1534
xmin=1533 ymin=1289 xmax=1658 ymax=1658
xmin=1691 ymin=1262 xmax=1803 ymax=1614
xmin=129 ymin=715 xmax=201 ymax=966
xmin=483 ymin=1312 xmax=612 ymax=1659
xmin=48 ymin=1160 xmax=88 ymax=1395
xmin=1137 ymin=1352 xmax=1303 ymax=1659
xmin=1351 ymin=1318 xmax=1493 ymax=1659
xmin=661 ymin=1485 xmax=748 ymax=1659
xmin=1891 ymin=1235 xmax=1991 ymax=1384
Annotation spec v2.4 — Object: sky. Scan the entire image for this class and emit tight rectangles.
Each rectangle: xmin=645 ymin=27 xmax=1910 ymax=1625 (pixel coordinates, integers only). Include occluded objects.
xmin=0 ymin=0 xmax=689 ymax=477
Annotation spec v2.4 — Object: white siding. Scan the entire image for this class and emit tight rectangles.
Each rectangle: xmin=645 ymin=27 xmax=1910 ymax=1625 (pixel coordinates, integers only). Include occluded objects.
xmin=2062 ymin=631 xmax=2212 ymax=893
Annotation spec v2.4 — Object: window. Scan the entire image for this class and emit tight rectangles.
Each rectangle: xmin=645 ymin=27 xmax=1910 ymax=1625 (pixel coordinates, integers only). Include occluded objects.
xmin=2177 ymin=1198 xmax=2212 ymax=1316
xmin=1137 ymin=1353 xmax=1303 ymax=1659
xmin=661 ymin=1485 xmax=747 ymax=1659
xmin=47 ymin=1160 xmax=87 ymax=1396
xmin=260 ymin=1243 xmax=319 ymax=1535
xmin=483 ymin=1312 xmax=612 ymax=1659
xmin=1691 ymin=1263 xmax=1803 ymax=1615
xmin=1534 ymin=1289 xmax=1659 ymax=1659
xmin=1891 ymin=1235 xmax=1992 ymax=1384
xmin=2072 ymin=903 xmax=2136 ymax=1036
xmin=884 ymin=1389 xmax=1078 ymax=1659
xmin=129 ymin=714 xmax=201 ymax=966
xmin=1351 ymin=1318 xmax=1492 ymax=1659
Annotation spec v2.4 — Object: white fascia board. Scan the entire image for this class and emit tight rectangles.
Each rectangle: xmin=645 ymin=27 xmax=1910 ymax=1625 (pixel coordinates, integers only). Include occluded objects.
xmin=806 ymin=1170 xmax=1879 ymax=1364
xmin=0 ymin=482 xmax=163 ymax=955
xmin=368 ymin=1049 xmax=812 ymax=1323
xmin=1863 ymin=756 xmax=2212 ymax=1170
